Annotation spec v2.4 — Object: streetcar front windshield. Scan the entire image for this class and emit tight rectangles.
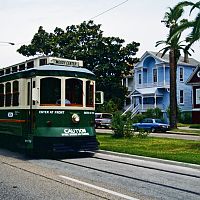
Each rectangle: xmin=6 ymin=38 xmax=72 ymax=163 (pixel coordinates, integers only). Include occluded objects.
xmin=40 ymin=77 xmax=61 ymax=106
xmin=39 ymin=77 xmax=94 ymax=107
xmin=65 ymin=79 xmax=83 ymax=106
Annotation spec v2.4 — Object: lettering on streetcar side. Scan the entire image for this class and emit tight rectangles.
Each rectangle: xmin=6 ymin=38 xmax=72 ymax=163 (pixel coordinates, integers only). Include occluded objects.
xmin=61 ymin=128 xmax=89 ymax=136
xmin=39 ymin=110 xmax=65 ymax=114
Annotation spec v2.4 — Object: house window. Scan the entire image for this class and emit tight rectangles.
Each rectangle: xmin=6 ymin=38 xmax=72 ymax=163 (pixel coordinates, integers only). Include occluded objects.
xmin=180 ymin=90 xmax=184 ymax=104
xmin=196 ymin=89 xmax=200 ymax=104
xmin=153 ymin=69 xmax=157 ymax=83
xmin=180 ymin=67 xmax=184 ymax=82
xmin=138 ymin=73 xmax=141 ymax=84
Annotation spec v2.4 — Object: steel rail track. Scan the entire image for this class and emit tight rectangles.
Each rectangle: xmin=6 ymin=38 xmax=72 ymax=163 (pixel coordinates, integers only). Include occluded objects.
xmin=92 ymin=155 xmax=200 ymax=179
xmin=56 ymin=157 xmax=200 ymax=197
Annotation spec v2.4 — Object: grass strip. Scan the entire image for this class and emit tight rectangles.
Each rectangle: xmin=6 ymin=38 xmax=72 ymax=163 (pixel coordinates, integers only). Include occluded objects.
xmin=97 ymin=134 xmax=200 ymax=165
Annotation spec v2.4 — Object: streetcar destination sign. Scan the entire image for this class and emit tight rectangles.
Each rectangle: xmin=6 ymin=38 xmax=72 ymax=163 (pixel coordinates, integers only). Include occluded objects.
xmin=49 ymin=58 xmax=83 ymax=67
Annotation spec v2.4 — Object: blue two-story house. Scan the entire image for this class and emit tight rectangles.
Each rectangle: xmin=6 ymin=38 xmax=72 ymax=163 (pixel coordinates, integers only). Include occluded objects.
xmin=125 ymin=51 xmax=200 ymax=120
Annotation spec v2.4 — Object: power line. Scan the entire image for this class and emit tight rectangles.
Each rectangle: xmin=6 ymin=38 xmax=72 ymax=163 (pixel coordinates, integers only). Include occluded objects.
xmin=88 ymin=0 xmax=129 ymax=20
xmin=5 ymin=1 xmax=129 ymax=47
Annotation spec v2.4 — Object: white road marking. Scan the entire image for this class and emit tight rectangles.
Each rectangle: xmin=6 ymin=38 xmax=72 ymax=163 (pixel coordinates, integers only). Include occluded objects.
xmin=59 ymin=175 xmax=139 ymax=200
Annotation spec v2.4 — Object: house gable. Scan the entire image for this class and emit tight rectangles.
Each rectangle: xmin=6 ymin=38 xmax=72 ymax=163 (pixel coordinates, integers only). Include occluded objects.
xmin=187 ymin=66 xmax=200 ymax=85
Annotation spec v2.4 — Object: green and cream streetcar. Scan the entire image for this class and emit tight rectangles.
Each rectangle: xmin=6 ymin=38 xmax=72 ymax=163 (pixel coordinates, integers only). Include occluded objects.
xmin=0 ymin=56 xmax=101 ymax=154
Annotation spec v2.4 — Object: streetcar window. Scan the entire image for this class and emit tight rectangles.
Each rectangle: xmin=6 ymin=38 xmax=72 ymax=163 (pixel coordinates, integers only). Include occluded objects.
xmin=27 ymin=61 xmax=34 ymax=69
xmin=13 ymin=81 xmax=19 ymax=106
xmin=12 ymin=66 xmax=18 ymax=73
xmin=27 ymin=82 xmax=30 ymax=105
xmin=65 ymin=79 xmax=83 ymax=106
xmin=40 ymin=78 xmax=61 ymax=106
xmin=19 ymin=64 xmax=25 ymax=71
xmin=5 ymin=82 xmax=11 ymax=106
xmin=0 ymin=70 xmax=4 ymax=76
xmin=39 ymin=59 xmax=47 ymax=66
xmin=5 ymin=68 xmax=11 ymax=74
xmin=86 ymin=81 xmax=94 ymax=107
xmin=0 ymin=84 xmax=4 ymax=107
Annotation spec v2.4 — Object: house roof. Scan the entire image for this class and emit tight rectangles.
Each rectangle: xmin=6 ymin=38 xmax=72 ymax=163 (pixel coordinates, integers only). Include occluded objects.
xmin=133 ymin=87 xmax=163 ymax=96
xmin=150 ymin=51 xmax=200 ymax=66
xmin=137 ymin=51 xmax=200 ymax=67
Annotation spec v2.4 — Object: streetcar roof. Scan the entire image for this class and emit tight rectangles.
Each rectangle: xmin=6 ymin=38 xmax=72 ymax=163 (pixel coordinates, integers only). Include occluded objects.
xmin=31 ymin=65 xmax=95 ymax=75
xmin=0 ymin=65 xmax=95 ymax=82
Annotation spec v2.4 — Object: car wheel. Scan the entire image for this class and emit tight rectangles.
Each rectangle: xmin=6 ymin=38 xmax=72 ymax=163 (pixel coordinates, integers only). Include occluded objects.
xmin=151 ymin=127 xmax=156 ymax=133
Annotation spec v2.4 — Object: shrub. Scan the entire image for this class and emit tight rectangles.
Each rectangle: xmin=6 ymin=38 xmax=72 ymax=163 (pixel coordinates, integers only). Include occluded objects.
xmin=180 ymin=112 xmax=192 ymax=124
xmin=189 ymin=124 xmax=200 ymax=129
xmin=132 ymin=113 xmax=146 ymax=123
xmin=136 ymin=128 xmax=150 ymax=138
xmin=111 ymin=111 xmax=126 ymax=138
xmin=111 ymin=111 xmax=134 ymax=138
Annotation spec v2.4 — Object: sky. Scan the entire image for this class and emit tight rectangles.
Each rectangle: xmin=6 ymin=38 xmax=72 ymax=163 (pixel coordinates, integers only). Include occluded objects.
xmin=0 ymin=0 xmax=199 ymax=67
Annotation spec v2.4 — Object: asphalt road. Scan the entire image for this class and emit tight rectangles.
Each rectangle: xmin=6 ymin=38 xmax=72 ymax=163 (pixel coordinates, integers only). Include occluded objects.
xmin=0 ymin=148 xmax=200 ymax=200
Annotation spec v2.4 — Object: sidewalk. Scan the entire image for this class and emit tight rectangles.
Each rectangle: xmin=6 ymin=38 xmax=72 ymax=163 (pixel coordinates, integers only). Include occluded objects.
xmin=178 ymin=126 xmax=200 ymax=131
xmin=167 ymin=126 xmax=200 ymax=136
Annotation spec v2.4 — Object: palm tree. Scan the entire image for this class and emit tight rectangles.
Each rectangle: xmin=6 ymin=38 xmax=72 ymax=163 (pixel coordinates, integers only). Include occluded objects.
xmin=156 ymin=1 xmax=193 ymax=128
xmin=168 ymin=2 xmax=200 ymax=62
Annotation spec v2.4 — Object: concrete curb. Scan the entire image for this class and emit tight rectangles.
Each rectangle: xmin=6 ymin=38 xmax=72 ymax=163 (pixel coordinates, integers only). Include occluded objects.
xmin=97 ymin=150 xmax=200 ymax=170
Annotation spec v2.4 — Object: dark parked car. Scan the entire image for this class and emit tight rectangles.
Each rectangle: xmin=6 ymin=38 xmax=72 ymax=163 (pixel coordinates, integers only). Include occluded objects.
xmin=95 ymin=113 xmax=113 ymax=128
xmin=132 ymin=118 xmax=169 ymax=132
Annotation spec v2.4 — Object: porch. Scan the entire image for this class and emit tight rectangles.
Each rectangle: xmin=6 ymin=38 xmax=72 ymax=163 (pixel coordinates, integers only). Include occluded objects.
xmin=123 ymin=87 xmax=167 ymax=117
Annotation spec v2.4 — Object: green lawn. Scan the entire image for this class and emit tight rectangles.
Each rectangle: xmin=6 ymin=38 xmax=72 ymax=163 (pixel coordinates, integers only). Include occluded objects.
xmin=97 ymin=134 xmax=200 ymax=165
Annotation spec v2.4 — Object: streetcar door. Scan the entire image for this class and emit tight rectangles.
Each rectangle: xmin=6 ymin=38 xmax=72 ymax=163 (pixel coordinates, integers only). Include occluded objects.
xmin=27 ymin=78 xmax=37 ymax=135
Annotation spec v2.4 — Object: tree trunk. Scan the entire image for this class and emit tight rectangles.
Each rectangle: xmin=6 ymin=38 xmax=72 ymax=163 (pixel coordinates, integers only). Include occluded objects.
xmin=184 ymin=51 xmax=189 ymax=63
xmin=169 ymin=49 xmax=177 ymax=129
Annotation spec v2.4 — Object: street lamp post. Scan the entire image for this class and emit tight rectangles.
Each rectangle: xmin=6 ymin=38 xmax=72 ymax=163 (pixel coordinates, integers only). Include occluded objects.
xmin=0 ymin=41 xmax=15 ymax=45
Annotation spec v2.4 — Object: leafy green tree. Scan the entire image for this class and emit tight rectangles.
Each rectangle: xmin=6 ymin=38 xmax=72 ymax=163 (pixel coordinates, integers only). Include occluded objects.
xmin=145 ymin=108 xmax=163 ymax=119
xmin=17 ymin=21 xmax=140 ymax=109
xmin=96 ymin=100 xmax=118 ymax=113
xmin=156 ymin=1 xmax=198 ymax=129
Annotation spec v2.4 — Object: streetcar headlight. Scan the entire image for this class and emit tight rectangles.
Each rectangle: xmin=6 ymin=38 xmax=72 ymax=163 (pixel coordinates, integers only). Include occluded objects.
xmin=72 ymin=113 xmax=80 ymax=123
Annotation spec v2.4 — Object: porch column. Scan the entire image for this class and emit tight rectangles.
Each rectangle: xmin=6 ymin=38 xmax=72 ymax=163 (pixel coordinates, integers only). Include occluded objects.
xmin=130 ymin=95 xmax=133 ymax=105
xmin=163 ymin=64 xmax=166 ymax=86
xmin=142 ymin=96 xmax=144 ymax=110
xmin=126 ymin=78 xmax=128 ymax=88
xmin=154 ymin=93 xmax=157 ymax=108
